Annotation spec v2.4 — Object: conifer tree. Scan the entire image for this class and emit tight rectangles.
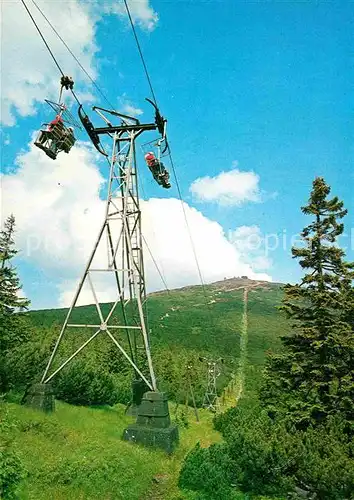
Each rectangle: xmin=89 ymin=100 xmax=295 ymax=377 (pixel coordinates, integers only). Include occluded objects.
xmin=0 ymin=215 xmax=30 ymax=391
xmin=0 ymin=214 xmax=29 ymax=317
xmin=261 ymin=178 xmax=354 ymax=431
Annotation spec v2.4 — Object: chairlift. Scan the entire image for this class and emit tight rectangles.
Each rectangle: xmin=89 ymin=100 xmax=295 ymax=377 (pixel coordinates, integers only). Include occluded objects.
xmin=34 ymin=77 xmax=81 ymax=160
xmin=141 ymin=99 xmax=171 ymax=189
xmin=143 ymin=149 xmax=171 ymax=189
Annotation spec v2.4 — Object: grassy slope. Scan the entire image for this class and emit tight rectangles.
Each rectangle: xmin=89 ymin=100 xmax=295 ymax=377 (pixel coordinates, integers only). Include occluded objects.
xmin=7 ymin=401 xmax=220 ymax=500
xmin=28 ymin=286 xmax=245 ymax=359
xmin=8 ymin=279 xmax=288 ymax=499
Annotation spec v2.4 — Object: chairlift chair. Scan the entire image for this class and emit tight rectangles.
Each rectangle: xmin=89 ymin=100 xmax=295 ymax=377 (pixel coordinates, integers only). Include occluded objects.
xmin=34 ymin=78 xmax=81 ymax=160
xmin=141 ymin=128 xmax=171 ymax=189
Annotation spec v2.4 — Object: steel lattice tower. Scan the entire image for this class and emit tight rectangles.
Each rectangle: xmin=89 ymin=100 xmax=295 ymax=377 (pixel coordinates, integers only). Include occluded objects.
xmin=201 ymin=357 xmax=223 ymax=412
xmin=41 ymin=107 xmax=161 ymax=396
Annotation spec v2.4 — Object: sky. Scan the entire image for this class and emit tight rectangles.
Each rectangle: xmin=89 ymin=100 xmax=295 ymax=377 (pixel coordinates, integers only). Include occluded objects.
xmin=1 ymin=0 xmax=353 ymax=310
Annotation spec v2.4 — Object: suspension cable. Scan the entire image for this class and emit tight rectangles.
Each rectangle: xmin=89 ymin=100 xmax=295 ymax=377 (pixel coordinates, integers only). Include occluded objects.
xmin=167 ymin=147 xmax=216 ymax=322
xmin=142 ymin=234 xmax=170 ymax=294
xmin=21 ymin=0 xmax=64 ymax=77
xmin=123 ymin=0 xmax=215 ymax=322
xmin=123 ymin=0 xmax=158 ymax=106
xmin=138 ymin=172 xmax=170 ymax=294
xmin=21 ymin=0 xmax=83 ymax=109
xmin=30 ymin=0 xmax=116 ymax=111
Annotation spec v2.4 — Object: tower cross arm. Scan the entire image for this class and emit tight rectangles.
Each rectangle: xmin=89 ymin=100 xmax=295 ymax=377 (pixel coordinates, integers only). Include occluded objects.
xmin=94 ymin=123 xmax=157 ymax=135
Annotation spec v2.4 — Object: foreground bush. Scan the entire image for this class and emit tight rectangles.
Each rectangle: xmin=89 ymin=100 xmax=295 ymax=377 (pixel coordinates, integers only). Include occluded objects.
xmin=180 ymin=403 xmax=354 ymax=499
xmin=178 ymin=442 xmax=236 ymax=499
xmin=295 ymin=418 xmax=354 ymax=499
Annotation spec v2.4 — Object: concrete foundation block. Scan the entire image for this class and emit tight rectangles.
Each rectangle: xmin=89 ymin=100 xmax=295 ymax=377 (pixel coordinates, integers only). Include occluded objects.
xmin=125 ymin=378 xmax=150 ymax=416
xmin=123 ymin=391 xmax=179 ymax=453
xmin=23 ymin=383 xmax=55 ymax=413
xmin=123 ymin=423 xmax=179 ymax=454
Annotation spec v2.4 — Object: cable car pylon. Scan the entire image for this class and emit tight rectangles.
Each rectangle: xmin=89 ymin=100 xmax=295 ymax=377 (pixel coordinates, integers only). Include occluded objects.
xmin=25 ymin=105 xmax=179 ymax=453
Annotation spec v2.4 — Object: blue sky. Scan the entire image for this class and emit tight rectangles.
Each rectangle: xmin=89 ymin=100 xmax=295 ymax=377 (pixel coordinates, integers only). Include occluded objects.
xmin=1 ymin=0 xmax=353 ymax=309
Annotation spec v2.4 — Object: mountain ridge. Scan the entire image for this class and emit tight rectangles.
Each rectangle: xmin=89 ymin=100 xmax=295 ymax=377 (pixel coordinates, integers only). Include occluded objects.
xmin=150 ymin=276 xmax=283 ymax=296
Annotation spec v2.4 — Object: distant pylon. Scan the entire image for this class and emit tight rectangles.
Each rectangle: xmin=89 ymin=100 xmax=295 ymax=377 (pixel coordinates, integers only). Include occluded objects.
xmin=200 ymin=357 xmax=224 ymax=412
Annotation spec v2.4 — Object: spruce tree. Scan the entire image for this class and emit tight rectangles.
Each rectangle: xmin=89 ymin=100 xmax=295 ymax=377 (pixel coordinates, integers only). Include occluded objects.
xmin=0 ymin=215 xmax=30 ymax=392
xmin=261 ymin=178 xmax=354 ymax=431
xmin=0 ymin=214 xmax=29 ymax=317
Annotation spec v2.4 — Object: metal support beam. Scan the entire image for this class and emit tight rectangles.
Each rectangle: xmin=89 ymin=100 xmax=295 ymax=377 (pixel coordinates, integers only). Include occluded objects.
xmin=95 ymin=124 xmax=156 ymax=135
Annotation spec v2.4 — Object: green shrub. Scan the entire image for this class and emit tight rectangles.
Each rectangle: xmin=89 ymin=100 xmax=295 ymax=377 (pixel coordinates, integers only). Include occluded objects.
xmin=0 ymin=403 xmax=25 ymax=499
xmin=110 ymin=373 xmax=132 ymax=405
xmin=181 ymin=404 xmax=295 ymax=497
xmin=178 ymin=442 xmax=236 ymax=499
xmin=295 ymin=417 xmax=354 ymax=499
xmin=213 ymin=398 xmax=259 ymax=436
xmin=55 ymin=361 xmax=118 ymax=406
xmin=0 ymin=445 xmax=25 ymax=499
xmin=225 ymin=416 xmax=296 ymax=496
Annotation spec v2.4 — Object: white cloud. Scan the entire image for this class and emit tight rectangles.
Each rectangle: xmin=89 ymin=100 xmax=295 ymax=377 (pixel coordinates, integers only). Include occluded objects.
xmin=118 ymin=94 xmax=144 ymax=116
xmin=103 ymin=0 xmax=159 ymax=31
xmin=229 ymin=225 xmax=262 ymax=252
xmin=228 ymin=225 xmax=273 ymax=271
xmin=2 ymin=139 xmax=271 ymax=308
xmin=190 ymin=168 xmax=262 ymax=206
xmin=1 ymin=0 xmax=158 ymax=126
xmin=140 ymin=198 xmax=272 ymax=286
xmin=1 ymin=137 xmax=105 ymax=272
xmin=122 ymin=103 xmax=144 ymax=116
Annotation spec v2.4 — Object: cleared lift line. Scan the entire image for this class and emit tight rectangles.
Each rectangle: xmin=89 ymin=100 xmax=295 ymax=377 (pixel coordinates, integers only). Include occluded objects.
xmin=218 ymin=287 xmax=249 ymax=411
xmin=235 ymin=287 xmax=249 ymax=403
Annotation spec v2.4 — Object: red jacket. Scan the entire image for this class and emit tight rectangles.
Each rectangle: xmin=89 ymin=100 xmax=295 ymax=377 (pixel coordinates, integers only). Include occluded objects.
xmin=48 ymin=115 xmax=63 ymax=130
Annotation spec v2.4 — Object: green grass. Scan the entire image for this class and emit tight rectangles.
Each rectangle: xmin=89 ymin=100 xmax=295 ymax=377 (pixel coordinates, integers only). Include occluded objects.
xmin=5 ymin=401 xmax=221 ymax=500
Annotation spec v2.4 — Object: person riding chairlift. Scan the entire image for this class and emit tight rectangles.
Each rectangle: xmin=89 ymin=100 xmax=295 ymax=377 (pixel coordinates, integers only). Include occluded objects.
xmin=36 ymin=114 xmax=75 ymax=159
xmin=36 ymin=114 xmax=64 ymax=158
xmin=59 ymin=126 xmax=75 ymax=153
xmin=144 ymin=152 xmax=171 ymax=188
xmin=48 ymin=114 xmax=64 ymax=131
